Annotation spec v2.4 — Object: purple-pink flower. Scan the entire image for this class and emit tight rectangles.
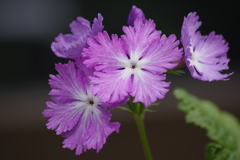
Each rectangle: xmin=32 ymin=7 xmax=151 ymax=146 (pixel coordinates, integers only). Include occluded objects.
xmin=51 ymin=14 xmax=104 ymax=59
xmin=181 ymin=12 xmax=233 ymax=81
xmin=43 ymin=59 xmax=120 ymax=155
xmin=83 ymin=18 xmax=182 ymax=107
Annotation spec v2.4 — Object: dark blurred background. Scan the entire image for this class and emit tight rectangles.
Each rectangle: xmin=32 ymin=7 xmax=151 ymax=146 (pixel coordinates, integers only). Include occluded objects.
xmin=0 ymin=0 xmax=239 ymax=160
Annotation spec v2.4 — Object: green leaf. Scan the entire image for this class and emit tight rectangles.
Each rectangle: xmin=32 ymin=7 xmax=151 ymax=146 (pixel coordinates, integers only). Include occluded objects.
xmin=147 ymin=102 xmax=160 ymax=108
xmin=144 ymin=108 xmax=156 ymax=113
xmin=116 ymin=106 xmax=132 ymax=113
xmin=173 ymin=88 xmax=240 ymax=160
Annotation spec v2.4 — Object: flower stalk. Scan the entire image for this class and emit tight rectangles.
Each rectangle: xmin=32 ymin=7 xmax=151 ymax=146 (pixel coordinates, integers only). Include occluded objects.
xmin=128 ymin=99 xmax=153 ymax=160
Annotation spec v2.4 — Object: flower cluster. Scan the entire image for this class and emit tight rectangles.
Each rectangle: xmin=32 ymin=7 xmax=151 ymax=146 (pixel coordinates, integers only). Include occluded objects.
xmin=43 ymin=5 xmax=232 ymax=155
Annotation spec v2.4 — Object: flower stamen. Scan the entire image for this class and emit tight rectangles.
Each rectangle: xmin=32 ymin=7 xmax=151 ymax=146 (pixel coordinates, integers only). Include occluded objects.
xmin=131 ymin=64 xmax=136 ymax=69
xmin=89 ymin=100 xmax=94 ymax=105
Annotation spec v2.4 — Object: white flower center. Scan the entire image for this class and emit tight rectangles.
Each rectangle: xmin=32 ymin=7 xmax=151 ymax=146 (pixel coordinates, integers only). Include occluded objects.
xmin=188 ymin=47 xmax=201 ymax=66
xmin=117 ymin=54 xmax=148 ymax=80
xmin=85 ymin=90 xmax=100 ymax=108
xmin=82 ymin=90 xmax=101 ymax=119
xmin=125 ymin=59 xmax=143 ymax=76
xmin=128 ymin=59 xmax=139 ymax=69
xmin=75 ymin=88 xmax=100 ymax=109
xmin=118 ymin=54 xmax=149 ymax=79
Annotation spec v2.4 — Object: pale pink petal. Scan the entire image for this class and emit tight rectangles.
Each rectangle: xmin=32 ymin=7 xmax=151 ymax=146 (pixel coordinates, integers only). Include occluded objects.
xmin=83 ymin=31 xmax=127 ymax=70
xmin=90 ymin=13 xmax=104 ymax=36
xmin=70 ymin=17 xmax=91 ymax=37
xmin=131 ymin=71 xmax=170 ymax=107
xmin=140 ymin=34 xmax=182 ymax=74
xmin=62 ymin=108 xmax=120 ymax=155
xmin=122 ymin=19 xmax=161 ymax=59
xmin=51 ymin=34 xmax=86 ymax=59
xmin=48 ymin=61 xmax=86 ymax=103
xmin=90 ymin=70 xmax=131 ymax=103
xmin=43 ymin=101 xmax=86 ymax=135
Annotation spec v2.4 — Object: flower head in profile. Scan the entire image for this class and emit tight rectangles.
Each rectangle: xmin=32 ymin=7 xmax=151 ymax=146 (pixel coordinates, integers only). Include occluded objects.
xmin=181 ymin=12 xmax=233 ymax=81
xmin=83 ymin=18 xmax=182 ymax=107
xmin=43 ymin=58 xmax=120 ymax=155
xmin=51 ymin=14 xmax=104 ymax=59
xmin=128 ymin=5 xmax=146 ymax=26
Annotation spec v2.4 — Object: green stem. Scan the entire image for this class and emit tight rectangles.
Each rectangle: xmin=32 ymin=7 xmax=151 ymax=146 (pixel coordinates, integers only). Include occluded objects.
xmin=133 ymin=111 xmax=153 ymax=160
xmin=125 ymin=99 xmax=153 ymax=160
